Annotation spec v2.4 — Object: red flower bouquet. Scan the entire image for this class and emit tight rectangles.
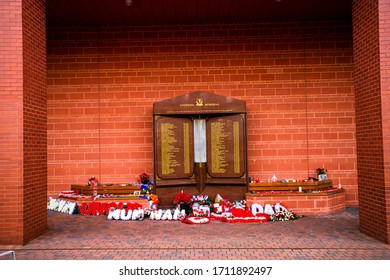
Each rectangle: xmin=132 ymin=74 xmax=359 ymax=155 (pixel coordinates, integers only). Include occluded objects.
xmin=139 ymin=172 xmax=150 ymax=184
xmin=316 ymin=168 xmax=327 ymax=175
xmin=87 ymin=176 xmax=98 ymax=186
xmin=174 ymin=191 xmax=191 ymax=204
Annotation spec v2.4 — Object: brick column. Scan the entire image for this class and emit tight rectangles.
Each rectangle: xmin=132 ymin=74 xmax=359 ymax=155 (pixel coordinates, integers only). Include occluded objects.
xmin=353 ymin=0 xmax=390 ymax=243
xmin=0 ymin=0 xmax=46 ymax=245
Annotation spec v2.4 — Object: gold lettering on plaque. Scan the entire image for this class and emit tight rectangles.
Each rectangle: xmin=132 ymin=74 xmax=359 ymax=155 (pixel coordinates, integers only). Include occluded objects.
xmin=161 ymin=123 xmax=180 ymax=175
xmin=233 ymin=121 xmax=240 ymax=174
xmin=211 ymin=122 xmax=228 ymax=173
xmin=183 ymin=123 xmax=190 ymax=174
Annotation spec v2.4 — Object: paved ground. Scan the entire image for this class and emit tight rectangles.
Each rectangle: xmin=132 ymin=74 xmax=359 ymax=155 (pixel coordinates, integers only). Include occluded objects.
xmin=1 ymin=207 xmax=389 ymax=260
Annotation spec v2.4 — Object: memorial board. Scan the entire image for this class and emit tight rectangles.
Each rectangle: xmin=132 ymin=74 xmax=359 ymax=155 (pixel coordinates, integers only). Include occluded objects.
xmin=153 ymin=91 xmax=246 ymax=115
xmin=155 ymin=116 xmax=194 ymax=180
xmin=206 ymin=114 xmax=246 ymax=178
xmin=153 ymin=92 xmax=248 ymax=206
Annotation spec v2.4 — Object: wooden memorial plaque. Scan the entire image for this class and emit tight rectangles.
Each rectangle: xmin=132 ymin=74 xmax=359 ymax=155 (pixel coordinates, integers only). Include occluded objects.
xmin=155 ymin=116 xmax=194 ymax=180
xmin=153 ymin=91 xmax=248 ymax=206
xmin=206 ymin=114 xmax=246 ymax=178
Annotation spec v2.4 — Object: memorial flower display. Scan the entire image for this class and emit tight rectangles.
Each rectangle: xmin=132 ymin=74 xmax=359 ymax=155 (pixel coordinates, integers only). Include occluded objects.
xmin=49 ymin=185 xmax=304 ymax=223
xmin=174 ymin=191 xmax=192 ymax=214
xmin=316 ymin=168 xmax=328 ymax=181
xmin=190 ymin=195 xmax=212 ymax=204
xmin=270 ymin=211 xmax=302 ymax=221
xmin=138 ymin=172 xmax=152 ymax=194
xmin=140 ymin=184 xmax=151 ymax=194
xmin=149 ymin=194 xmax=159 ymax=205
xmin=174 ymin=191 xmax=191 ymax=204
xmin=316 ymin=168 xmax=327 ymax=175
xmin=87 ymin=176 xmax=98 ymax=186
xmin=139 ymin=172 xmax=150 ymax=184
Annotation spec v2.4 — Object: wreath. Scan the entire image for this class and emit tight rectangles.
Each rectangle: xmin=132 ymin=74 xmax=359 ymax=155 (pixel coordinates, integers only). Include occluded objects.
xmin=182 ymin=216 xmax=210 ymax=224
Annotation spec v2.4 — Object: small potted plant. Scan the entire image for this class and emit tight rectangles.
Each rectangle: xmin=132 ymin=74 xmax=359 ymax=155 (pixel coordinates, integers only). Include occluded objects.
xmin=316 ymin=168 xmax=328 ymax=181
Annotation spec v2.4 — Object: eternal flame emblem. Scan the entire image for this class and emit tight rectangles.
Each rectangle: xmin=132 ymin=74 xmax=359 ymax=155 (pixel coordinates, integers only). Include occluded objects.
xmin=195 ymin=98 xmax=204 ymax=106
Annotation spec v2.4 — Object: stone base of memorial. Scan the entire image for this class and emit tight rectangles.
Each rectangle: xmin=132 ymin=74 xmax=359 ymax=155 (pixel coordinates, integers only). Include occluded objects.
xmin=246 ymin=180 xmax=346 ymax=215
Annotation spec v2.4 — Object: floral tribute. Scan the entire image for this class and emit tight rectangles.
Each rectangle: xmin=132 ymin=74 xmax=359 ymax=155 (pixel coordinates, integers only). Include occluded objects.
xmin=270 ymin=211 xmax=302 ymax=222
xmin=179 ymin=195 xmax=266 ymax=224
xmin=210 ymin=194 xmax=232 ymax=215
xmin=87 ymin=176 xmax=98 ymax=186
xmin=222 ymin=200 xmax=270 ymax=223
xmin=191 ymin=195 xmax=212 ymax=204
xmin=174 ymin=193 xmax=303 ymax=224
xmin=174 ymin=191 xmax=191 ymax=204
xmin=316 ymin=167 xmax=328 ymax=181
xmin=107 ymin=203 xmax=145 ymax=221
xmin=190 ymin=195 xmax=213 ymax=217
xmin=182 ymin=216 xmax=210 ymax=224
xmin=146 ymin=194 xmax=160 ymax=212
xmin=316 ymin=168 xmax=327 ymax=175
xmin=49 ymin=187 xmax=302 ymax=223
xmin=139 ymin=172 xmax=150 ymax=184
xmin=181 ymin=195 xmax=211 ymax=224
xmin=79 ymin=201 xmax=142 ymax=216
xmin=139 ymin=172 xmax=152 ymax=194
xmin=140 ymin=184 xmax=151 ymax=194
xmin=149 ymin=194 xmax=159 ymax=206
xmin=47 ymin=198 xmax=78 ymax=215
xmin=148 ymin=208 xmax=186 ymax=221
xmin=143 ymin=193 xmax=187 ymax=221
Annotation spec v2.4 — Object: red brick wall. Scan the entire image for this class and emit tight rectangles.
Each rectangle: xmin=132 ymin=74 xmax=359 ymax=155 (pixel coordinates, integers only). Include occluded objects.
xmin=353 ymin=0 xmax=389 ymax=243
xmin=353 ymin=0 xmax=390 ymax=243
xmin=0 ymin=0 xmax=24 ymax=245
xmin=0 ymin=0 xmax=46 ymax=245
xmin=379 ymin=0 xmax=390 ymax=244
xmin=47 ymin=21 xmax=357 ymax=205
xmin=22 ymin=0 xmax=47 ymax=244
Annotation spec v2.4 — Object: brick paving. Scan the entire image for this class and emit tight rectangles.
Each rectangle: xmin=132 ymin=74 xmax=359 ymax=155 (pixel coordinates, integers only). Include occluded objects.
xmin=0 ymin=207 xmax=389 ymax=260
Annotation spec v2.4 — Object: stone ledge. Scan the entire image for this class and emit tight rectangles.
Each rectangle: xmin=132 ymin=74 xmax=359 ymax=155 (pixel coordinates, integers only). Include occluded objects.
xmin=57 ymin=196 xmax=150 ymax=209
xmin=246 ymin=189 xmax=345 ymax=215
